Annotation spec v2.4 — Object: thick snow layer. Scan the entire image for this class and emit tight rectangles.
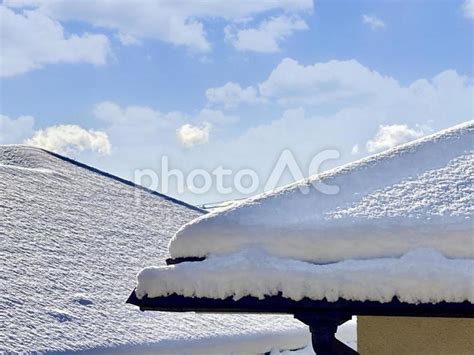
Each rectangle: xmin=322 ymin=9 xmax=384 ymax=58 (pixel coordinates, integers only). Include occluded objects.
xmin=136 ymin=248 xmax=474 ymax=303
xmin=0 ymin=146 xmax=309 ymax=353
xmin=169 ymin=121 xmax=474 ymax=263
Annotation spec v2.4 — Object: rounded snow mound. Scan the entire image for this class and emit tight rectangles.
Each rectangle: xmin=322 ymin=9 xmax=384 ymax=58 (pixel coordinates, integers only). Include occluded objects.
xmin=169 ymin=121 xmax=474 ymax=263
xmin=137 ymin=247 xmax=474 ymax=304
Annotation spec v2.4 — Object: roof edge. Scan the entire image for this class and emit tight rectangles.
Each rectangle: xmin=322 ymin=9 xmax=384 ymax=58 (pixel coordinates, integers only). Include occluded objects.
xmin=39 ymin=148 xmax=206 ymax=214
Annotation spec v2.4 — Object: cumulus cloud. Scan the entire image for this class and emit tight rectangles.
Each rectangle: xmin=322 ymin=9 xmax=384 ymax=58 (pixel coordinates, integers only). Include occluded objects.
xmin=188 ymin=59 xmax=472 ymax=202
xmin=24 ymin=125 xmax=111 ymax=156
xmin=0 ymin=114 xmax=35 ymax=144
xmin=225 ymin=15 xmax=308 ymax=53
xmin=4 ymin=0 xmax=313 ymax=53
xmin=10 ymin=58 xmax=466 ymax=204
xmin=256 ymin=58 xmax=474 ymax=118
xmin=366 ymin=124 xmax=425 ymax=153
xmin=362 ymin=14 xmax=386 ymax=29
xmin=176 ymin=123 xmax=211 ymax=147
xmin=463 ymin=0 xmax=474 ymax=18
xmin=0 ymin=5 xmax=110 ymax=77
xmin=258 ymin=58 xmax=399 ymax=105
xmin=206 ymin=82 xmax=260 ymax=109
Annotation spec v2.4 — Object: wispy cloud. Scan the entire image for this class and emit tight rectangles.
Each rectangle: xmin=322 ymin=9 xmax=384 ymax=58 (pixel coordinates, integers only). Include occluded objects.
xmin=0 ymin=114 xmax=35 ymax=144
xmin=362 ymin=14 xmax=386 ymax=30
xmin=463 ymin=0 xmax=474 ymax=19
xmin=206 ymin=82 xmax=260 ymax=109
xmin=225 ymin=15 xmax=308 ymax=53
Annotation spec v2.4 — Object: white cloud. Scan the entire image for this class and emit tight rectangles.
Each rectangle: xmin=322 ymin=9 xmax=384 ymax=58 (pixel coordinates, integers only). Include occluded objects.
xmin=93 ymin=102 xmax=234 ymax=150
xmin=187 ymin=60 xmax=472 ymax=202
xmin=225 ymin=15 xmax=308 ymax=53
xmin=0 ymin=5 xmax=110 ymax=77
xmin=351 ymin=144 xmax=360 ymax=155
xmin=362 ymin=14 xmax=386 ymax=29
xmin=12 ymin=58 xmax=467 ymax=204
xmin=206 ymin=82 xmax=260 ymax=109
xmin=95 ymin=102 xmax=238 ymax=129
xmin=4 ymin=0 xmax=313 ymax=53
xmin=88 ymin=62 xmax=471 ymax=204
xmin=93 ymin=101 xmax=125 ymax=124
xmin=24 ymin=125 xmax=111 ymax=156
xmin=366 ymin=124 xmax=425 ymax=153
xmin=176 ymin=123 xmax=211 ymax=147
xmin=0 ymin=114 xmax=35 ymax=143
xmin=116 ymin=32 xmax=140 ymax=46
xmin=259 ymin=58 xmax=399 ymax=105
xmin=93 ymin=101 xmax=189 ymax=147
xmin=93 ymin=101 xmax=178 ymax=126
xmin=258 ymin=58 xmax=474 ymax=119
xmin=196 ymin=109 xmax=238 ymax=124
xmin=463 ymin=0 xmax=474 ymax=18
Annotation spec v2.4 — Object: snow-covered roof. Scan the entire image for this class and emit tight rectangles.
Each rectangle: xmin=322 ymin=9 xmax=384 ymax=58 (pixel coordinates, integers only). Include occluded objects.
xmin=0 ymin=146 xmax=307 ymax=353
xmin=135 ymin=121 xmax=473 ymax=305
xmin=169 ymin=121 xmax=474 ymax=263
xmin=137 ymin=248 xmax=473 ymax=304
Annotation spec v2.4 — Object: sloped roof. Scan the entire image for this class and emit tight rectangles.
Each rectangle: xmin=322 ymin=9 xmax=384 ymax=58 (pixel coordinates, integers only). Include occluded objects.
xmin=0 ymin=146 xmax=306 ymax=353
xmin=135 ymin=121 xmax=473 ymax=304
xmin=169 ymin=121 xmax=474 ymax=263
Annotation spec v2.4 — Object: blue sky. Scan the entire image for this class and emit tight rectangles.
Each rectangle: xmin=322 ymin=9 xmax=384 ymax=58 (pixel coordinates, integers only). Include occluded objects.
xmin=1 ymin=0 xmax=473 ymax=204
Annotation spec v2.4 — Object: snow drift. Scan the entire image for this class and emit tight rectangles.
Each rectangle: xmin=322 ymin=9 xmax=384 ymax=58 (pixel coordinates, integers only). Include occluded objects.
xmin=169 ymin=120 xmax=474 ymax=263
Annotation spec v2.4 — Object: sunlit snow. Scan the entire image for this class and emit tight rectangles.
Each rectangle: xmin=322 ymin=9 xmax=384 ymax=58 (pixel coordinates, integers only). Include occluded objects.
xmin=169 ymin=121 xmax=474 ymax=263
xmin=0 ymin=146 xmax=313 ymax=353
xmin=138 ymin=121 xmax=473 ymax=303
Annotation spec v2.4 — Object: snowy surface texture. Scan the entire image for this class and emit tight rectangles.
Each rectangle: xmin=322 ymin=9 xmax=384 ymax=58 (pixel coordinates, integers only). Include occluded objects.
xmin=137 ymin=248 xmax=474 ymax=303
xmin=0 ymin=146 xmax=311 ymax=353
xmin=169 ymin=121 xmax=474 ymax=263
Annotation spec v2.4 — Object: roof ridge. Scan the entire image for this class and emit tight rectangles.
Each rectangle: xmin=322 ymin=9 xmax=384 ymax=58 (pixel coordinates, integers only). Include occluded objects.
xmin=39 ymin=148 xmax=205 ymax=213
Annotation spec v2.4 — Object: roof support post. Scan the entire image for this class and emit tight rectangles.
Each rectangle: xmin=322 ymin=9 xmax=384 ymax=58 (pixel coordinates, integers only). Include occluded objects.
xmin=294 ymin=313 xmax=357 ymax=355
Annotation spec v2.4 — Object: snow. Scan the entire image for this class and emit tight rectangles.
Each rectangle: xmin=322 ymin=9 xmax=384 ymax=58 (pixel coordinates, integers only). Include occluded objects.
xmin=0 ymin=145 xmax=314 ymax=353
xmin=169 ymin=121 xmax=474 ymax=263
xmin=135 ymin=121 xmax=473 ymax=305
xmin=334 ymin=317 xmax=357 ymax=350
xmin=136 ymin=248 xmax=474 ymax=303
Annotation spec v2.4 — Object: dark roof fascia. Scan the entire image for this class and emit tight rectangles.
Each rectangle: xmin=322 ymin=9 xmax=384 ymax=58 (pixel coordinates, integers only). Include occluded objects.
xmin=126 ymin=289 xmax=474 ymax=319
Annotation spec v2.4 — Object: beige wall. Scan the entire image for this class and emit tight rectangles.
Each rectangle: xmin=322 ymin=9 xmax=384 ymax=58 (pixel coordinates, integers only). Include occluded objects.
xmin=357 ymin=316 xmax=474 ymax=355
